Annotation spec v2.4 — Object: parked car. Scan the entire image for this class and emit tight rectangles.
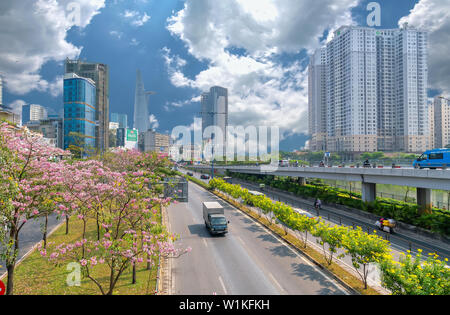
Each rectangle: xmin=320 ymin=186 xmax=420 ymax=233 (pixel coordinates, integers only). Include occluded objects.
xmin=413 ymin=148 xmax=450 ymax=169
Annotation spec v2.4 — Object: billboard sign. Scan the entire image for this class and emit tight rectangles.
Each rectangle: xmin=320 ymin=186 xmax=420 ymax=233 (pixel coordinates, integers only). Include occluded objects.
xmin=126 ymin=129 xmax=138 ymax=142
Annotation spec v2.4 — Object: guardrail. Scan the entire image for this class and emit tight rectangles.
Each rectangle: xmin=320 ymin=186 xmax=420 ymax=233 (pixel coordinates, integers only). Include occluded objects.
xmin=233 ymin=179 xmax=450 ymax=260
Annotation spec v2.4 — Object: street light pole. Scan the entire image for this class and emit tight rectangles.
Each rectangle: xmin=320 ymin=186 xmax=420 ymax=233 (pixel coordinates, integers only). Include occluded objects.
xmin=211 ymin=145 xmax=215 ymax=179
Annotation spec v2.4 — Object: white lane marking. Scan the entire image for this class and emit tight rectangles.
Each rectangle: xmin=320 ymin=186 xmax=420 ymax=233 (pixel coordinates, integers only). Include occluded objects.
xmin=268 ymin=272 xmax=286 ymax=294
xmin=203 ymin=238 xmax=208 ymax=248
xmin=218 ymin=276 xmax=228 ymax=295
xmin=236 ymin=236 xmax=286 ymax=294
xmin=189 ymin=180 xmax=350 ymax=295
xmin=234 ymin=206 xmax=350 ymax=294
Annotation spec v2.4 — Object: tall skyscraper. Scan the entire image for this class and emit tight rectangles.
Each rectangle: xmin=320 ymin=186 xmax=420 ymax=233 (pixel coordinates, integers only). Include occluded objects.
xmin=201 ymin=86 xmax=228 ymax=158
xmin=433 ymin=96 xmax=450 ymax=148
xmin=110 ymin=113 xmax=128 ymax=129
xmin=133 ymin=70 xmax=150 ymax=133
xmin=428 ymin=101 xmax=435 ymax=150
xmin=63 ymin=73 xmax=97 ymax=154
xmin=0 ymin=76 xmax=3 ymax=105
xmin=309 ymin=24 xmax=429 ymax=153
xmin=65 ymin=58 xmax=110 ymax=152
xmin=308 ymin=48 xmax=327 ymax=151
xmin=22 ymin=104 xmax=48 ymax=125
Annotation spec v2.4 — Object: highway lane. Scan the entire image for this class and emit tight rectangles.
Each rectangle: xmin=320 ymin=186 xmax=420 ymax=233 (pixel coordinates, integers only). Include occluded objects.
xmin=168 ymin=182 xmax=351 ymax=295
xmin=181 ymin=169 xmax=450 ymax=260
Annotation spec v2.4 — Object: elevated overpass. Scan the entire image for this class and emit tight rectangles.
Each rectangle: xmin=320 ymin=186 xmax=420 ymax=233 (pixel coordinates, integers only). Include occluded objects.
xmin=190 ymin=165 xmax=450 ymax=213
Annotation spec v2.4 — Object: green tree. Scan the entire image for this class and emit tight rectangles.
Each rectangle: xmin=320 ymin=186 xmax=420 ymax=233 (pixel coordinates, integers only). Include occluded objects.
xmin=341 ymin=227 xmax=391 ymax=289
xmin=380 ymin=250 xmax=450 ymax=295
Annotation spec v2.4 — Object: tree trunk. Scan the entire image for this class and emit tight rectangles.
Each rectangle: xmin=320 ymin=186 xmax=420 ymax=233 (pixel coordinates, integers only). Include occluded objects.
xmin=6 ymin=229 xmax=19 ymax=295
xmin=65 ymin=215 xmax=69 ymax=235
xmin=96 ymin=213 xmax=100 ymax=241
xmin=6 ymin=264 xmax=15 ymax=295
xmin=43 ymin=214 xmax=48 ymax=249
xmin=146 ymin=253 xmax=151 ymax=270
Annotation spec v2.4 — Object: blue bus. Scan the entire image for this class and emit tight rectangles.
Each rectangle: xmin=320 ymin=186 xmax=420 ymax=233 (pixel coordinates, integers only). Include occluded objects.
xmin=413 ymin=149 xmax=450 ymax=169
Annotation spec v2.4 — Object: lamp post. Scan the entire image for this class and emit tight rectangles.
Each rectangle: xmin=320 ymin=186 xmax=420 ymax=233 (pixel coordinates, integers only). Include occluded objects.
xmin=211 ymin=145 xmax=215 ymax=179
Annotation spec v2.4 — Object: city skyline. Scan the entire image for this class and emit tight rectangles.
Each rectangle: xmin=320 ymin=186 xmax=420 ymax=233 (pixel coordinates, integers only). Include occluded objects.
xmin=0 ymin=1 xmax=449 ymax=152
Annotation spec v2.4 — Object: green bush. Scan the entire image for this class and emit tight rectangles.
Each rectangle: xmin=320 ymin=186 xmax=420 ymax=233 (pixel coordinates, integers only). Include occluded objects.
xmin=232 ymin=172 xmax=450 ymax=236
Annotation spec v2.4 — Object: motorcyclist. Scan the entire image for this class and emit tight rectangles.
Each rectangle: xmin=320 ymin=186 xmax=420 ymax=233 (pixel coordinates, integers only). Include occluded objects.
xmin=319 ymin=161 xmax=325 ymax=167
xmin=314 ymin=198 xmax=322 ymax=209
xmin=363 ymin=159 xmax=371 ymax=168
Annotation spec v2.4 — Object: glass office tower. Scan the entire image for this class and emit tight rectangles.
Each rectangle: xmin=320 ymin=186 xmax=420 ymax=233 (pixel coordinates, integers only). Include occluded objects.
xmin=63 ymin=73 xmax=97 ymax=154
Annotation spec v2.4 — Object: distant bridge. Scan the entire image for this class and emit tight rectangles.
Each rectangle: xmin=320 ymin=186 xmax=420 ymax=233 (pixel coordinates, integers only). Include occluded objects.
xmin=191 ymin=165 xmax=450 ymax=213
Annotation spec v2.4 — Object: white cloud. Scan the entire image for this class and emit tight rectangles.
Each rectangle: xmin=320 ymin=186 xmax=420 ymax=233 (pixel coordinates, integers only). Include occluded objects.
xmin=48 ymin=75 xmax=64 ymax=97
xmin=0 ymin=0 xmax=105 ymax=95
xmin=109 ymin=30 xmax=124 ymax=39
xmin=165 ymin=0 xmax=358 ymax=137
xmin=122 ymin=10 xmax=150 ymax=27
xmin=398 ymin=0 xmax=450 ymax=93
xmin=149 ymin=114 xmax=159 ymax=129
xmin=130 ymin=38 xmax=140 ymax=46
xmin=8 ymin=100 xmax=27 ymax=117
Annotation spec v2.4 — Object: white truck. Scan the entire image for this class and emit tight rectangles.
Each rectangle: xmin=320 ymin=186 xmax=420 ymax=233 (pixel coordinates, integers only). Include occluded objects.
xmin=203 ymin=202 xmax=229 ymax=235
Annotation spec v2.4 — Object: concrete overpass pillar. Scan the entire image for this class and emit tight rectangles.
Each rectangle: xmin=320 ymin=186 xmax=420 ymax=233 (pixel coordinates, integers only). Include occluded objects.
xmin=362 ymin=183 xmax=377 ymax=203
xmin=297 ymin=177 xmax=306 ymax=186
xmin=417 ymin=188 xmax=432 ymax=214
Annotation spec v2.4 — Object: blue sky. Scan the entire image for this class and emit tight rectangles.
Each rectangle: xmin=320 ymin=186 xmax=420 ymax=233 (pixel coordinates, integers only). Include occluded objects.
xmin=1 ymin=0 xmax=448 ymax=151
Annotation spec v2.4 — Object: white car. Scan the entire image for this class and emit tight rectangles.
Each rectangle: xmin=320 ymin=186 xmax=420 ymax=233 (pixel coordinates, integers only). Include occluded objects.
xmin=293 ymin=208 xmax=316 ymax=219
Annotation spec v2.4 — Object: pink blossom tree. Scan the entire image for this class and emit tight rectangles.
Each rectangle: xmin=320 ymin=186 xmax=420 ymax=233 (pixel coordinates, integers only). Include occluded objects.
xmin=0 ymin=123 xmax=69 ymax=295
xmin=43 ymin=150 xmax=189 ymax=295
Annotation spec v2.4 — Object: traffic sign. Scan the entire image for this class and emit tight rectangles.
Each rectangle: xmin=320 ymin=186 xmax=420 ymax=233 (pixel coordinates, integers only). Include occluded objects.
xmin=0 ymin=279 xmax=5 ymax=295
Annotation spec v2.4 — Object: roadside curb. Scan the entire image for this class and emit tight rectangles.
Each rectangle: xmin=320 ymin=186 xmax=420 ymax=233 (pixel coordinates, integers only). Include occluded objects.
xmin=211 ymin=190 xmax=363 ymax=296
xmin=157 ymin=205 xmax=171 ymax=295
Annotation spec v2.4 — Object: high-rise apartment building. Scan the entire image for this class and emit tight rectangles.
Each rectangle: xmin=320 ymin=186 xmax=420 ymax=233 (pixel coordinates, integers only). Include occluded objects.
xmin=110 ymin=113 xmax=128 ymax=129
xmin=309 ymin=24 xmax=429 ymax=153
xmin=433 ymin=96 xmax=450 ymax=148
xmin=65 ymin=58 xmax=110 ymax=152
xmin=63 ymin=73 xmax=97 ymax=154
xmin=22 ymin=104 xmax=48 ymax=125
xmin=427 ymin=101 xmax=435 ymax=150
xmin=139 ymin=130 xmax=170 ymax=154
xmin=201 ymin=86 xmax=228 ymax=158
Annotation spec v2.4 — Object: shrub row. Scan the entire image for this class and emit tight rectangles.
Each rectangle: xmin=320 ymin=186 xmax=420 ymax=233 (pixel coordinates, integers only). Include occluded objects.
xmin=230 ymin=172 xmax=450 ymax=236
xmin=209 ymin=178 xmax=449 ymax=295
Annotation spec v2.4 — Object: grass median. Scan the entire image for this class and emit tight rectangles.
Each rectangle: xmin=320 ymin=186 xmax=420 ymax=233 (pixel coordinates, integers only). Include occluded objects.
xmin=7 ymin=217 xmax=159 ymax=295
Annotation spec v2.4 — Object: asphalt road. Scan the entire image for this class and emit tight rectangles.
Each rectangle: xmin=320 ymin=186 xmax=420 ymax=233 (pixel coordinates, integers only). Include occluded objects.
xmin=0 ymin=215 xmax=62 ymax=277
xmin=168 ymin=182 xmax=351 ymax=295
xmin=181 ymin=169 xmax=450 ymax=261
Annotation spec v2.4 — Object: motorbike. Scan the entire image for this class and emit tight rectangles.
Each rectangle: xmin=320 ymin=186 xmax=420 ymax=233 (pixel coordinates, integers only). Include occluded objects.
xmin=375 ymin=218 xmax=396 ymax=234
